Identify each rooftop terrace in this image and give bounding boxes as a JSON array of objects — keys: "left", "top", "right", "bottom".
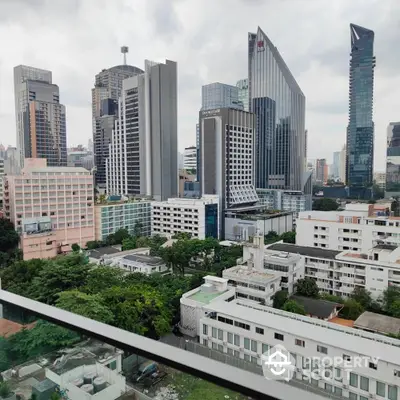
[{"left": 188, "top": 290, "right": 228, "bottom": 304}]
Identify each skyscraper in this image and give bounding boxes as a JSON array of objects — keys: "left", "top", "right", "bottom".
[
  {"left": 92, "top": 59, "right": 143, "bottom": 191},
  {"left": 14, "top": 65, "right": 67, "bottom": 167},
  {"left": 248, "top": 27, "right": 307, "bottom": 193},
  {"left": 236, "top": 79, "right": 249, "bottom": 111},
  {"left": 106, "top": 60, "right": 178, "bottom": 201},
  {"left": 332, "top": 151, "right": 341, "bottom": 178},
  {"left": 201, "top": 83, "right": 243, "bottom": 111},
  {"left": 346, "top": 24, "right": 375, "bottom": 191},
  {"left": 386, "top": 122, "right": 400, "bottom": 197}
]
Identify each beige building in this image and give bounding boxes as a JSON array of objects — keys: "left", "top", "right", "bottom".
[
  {"left": 4, "top": 158, "right": 95, "bottom": 260},
  {"left": 179, "top": 169, "right": 196, "bottom": 197}
]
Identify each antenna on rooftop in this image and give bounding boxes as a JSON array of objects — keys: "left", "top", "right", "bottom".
[{"left": 121, "top": 46, "right": 129, "bottom": 65}]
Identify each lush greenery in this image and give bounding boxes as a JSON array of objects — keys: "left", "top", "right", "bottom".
[
  {"left": 264, "top": 230, "right": 296, "bottom": 245},
  {"left": 295, "top": 277, "right": 319, "bottom": 298},
  {"left": 282, "top": 300, "right": 306, "bottom": 315},
  {"left": 0, "top": 218, "right": 21, "bottom": 268},
  {"left": 312, "top": 198, "right": 339, "bottom": 211}
]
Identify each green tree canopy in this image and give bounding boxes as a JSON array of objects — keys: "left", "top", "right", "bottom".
[
  {"left": 0, "top": 218, "right": 19, "bottom": 253},
  {"left": 295, "top": 277, "right": 319, "bottom": 298},
  {"left": 71, "top": 243, "right": 80, "bottom": 252},
  {"left": 382, "top": 286, "right": 400, "bottom": 314},
  {"left": 282, "top": 300, "right": 306, "bottom": 315},
  {"left": 341, "top": 299, "right": 364, "bottom": 320},
  {"left": 312, "top": 198, "right": 339, "bottom": 211},
  {"left": 350, "top": 287, "right": 372, "bottom": 309},
  {"left": 280, "top": 231, "right": 296, "bottom": 244},
  {"left": 272, "top": 290, "right": 288, "bottom": 309}
]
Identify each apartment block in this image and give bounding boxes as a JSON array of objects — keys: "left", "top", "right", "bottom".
[
  {"left": 151, "top": 196, "right": 219, "bottom": 239},
  {"left": 256, "top": 188, "right": 311, "bottom": 213},
  {"left": 296, "top": 203, "right": 399, "bottom": 252},
  {"left": 94, "top": 199, "right": 151, "bottom": 241},
  {"left": 4, "top": 158, "right": 94, "bottom": 259}
]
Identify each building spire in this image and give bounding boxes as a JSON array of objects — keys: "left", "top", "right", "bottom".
[{"left": 121, "top": 46, "right": 129, "bottom": 65}]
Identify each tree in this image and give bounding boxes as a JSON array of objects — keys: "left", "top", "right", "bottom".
[
  {"left": 113, "top": 228, "right": 130, "bottom": 244},
  {"left": 391, "top": 197, "right": 400, "bottom": 217},
  {"left": 295, "top": 277, "right": 319, "bottom": 298},
  {"left": 133, "top": 222, "right": 143, "bottom": 238},
  {"left": 350, "top": 287, "right": 372, "bottom": 309},
  {"left": 280, "top": 231, "right": 296, "bottom": 244},
  {"left": 388, "top": 299, "right": 400, "bottom": 318},
  {"left": 0, "top": 218, "right": 19, "bottom": 253},
  {"left": 0, "top": 382, "right": 11, "bottom": 398},
  {"left": 382, "top": 286, "right": 400, "bottom": 313},
  {"left": 272, "top": 290, "right": 288, "bottom": 309},
  {"left": 135, "top": 236, "right": 151, "bottom": 248},
  {"left": 282, "top": 300, "right": 306, "bottom": 315},
  {"left": 149, "top": 235, "right": 168, "bottom": 256},
  {"left": 319, "top": 293, "right": 344, "bottom": 303},
  {"left": 341, "top": 299, "right": 364, "bottom": 320},
  {"left": 264, "top": 231, "right": 279, "bottom": 245},
  {"left": 86, "top": 240, "right": 104, "bottom": 250},
  {"left": 84, "top": 267, "right": 124, "bottom": 294},
  {"left": 56, "top": 290, "right": 114, "bottom": 324},
  {"left": 71, "top": 243, "right": 80, "bottom": 252},
  {"left": 172, "top": 232, "right": 192, "bottom": 240},
  {"left": 122, "top": 237, "right": 136, "bottom": 251},
  {"left": 312, "top": 198, "right": 339, "bottom": 211}
]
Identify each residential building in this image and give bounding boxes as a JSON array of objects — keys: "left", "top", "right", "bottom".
[
  {"left": 106, "top": 60, "right": 178, "bottom": 201},
  {"left": 373, "top": 172, "right": 386, "bottom": 190},
  {"left": 201, "top": 83, "right": 243, "bottom": 111},
  {"left": 316, "top": 159, "right": 328, "bottom": 185},
  {"left": 183, "top": 146, "right": 197, "bottom": 171},
  {"left": 151, "top": 196, "right": 219, "bottom": 239},
  {"left": 199, "top": 107, "right": 258, "bottom": 237},
  {"left": 236, "top": 79, "right": 249, "bottom": 111},
  {"left": 248, "top": 27, "right": 307, "bottom": 194},
  {"left": 346, "top": 24, "right": 375, "bottom": 193},
  {"left": 0, "top": 159, "right": 4, "bottom": 205},
  {"left": 67, "top": 145, "right": 94, "bottom": 170},
  {"left": 296, "top": 203, "right": 400, "bottom": 252},
  {"left": 339, "top": 144, "right": 346, "bottom": 183},
  {"left": 4, "top": 158, "right": 94, "bottom": 260},
  {"left": 92, "top": 62, "right": 143, "bottom": 191},
  {"left": 13, "top": 65, "right": 67, "bottom": 167},
  {"left": 386, "top": 122, "right": 400, "bottom": 197},
  {"left": 332, "top": 152, "right": 341, "bottom": 178},
  {"left": 94, "top": 199, "right": 151, "bottom": 241},
  {"left": 178, "top": 169, "right": 196, "bottom": 197},
  {"left": 256, "top": 188, "right": 310, "bottom": 213}
]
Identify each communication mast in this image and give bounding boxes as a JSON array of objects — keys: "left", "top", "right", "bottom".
[{"left": 121, "top": 46, "right": 129, "bottom": 65}]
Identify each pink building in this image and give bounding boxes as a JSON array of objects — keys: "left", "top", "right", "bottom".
[{"left": 4, "top": 158, "right": 95, "bottom": 260}]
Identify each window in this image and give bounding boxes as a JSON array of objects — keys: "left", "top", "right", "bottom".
[
  {"left": 349, "top": 372, "right": 358, "bottom": 387},
  {"left": 234, "top": 334, "right": 240, "bottom": 346},
  {"left": 244, "top": 354, "right": 250, "bottom": 362},
  {"left": 218, "top": 344, "right": 223, "bottom": 352},
  {"left": 349, "top": 392, "right": 357, "bottom": 400},
  {"left": 234, "top": 321, "right": 250, "bottom": 330},
  {"left": 107, "top": 360, "right": 117, "bottom": 370},
  {"left": 325, "top": 383, "right": 332, "bottom": 392},
  {"left": 203, "top": 339, "right": 208, "bottom": 347},
  {"left": 212, "top": 327, "right": 217, "bottom": 338},
  {"left": 376, "top": 381, "right": 385, "bottom": 397},
  {"left": 360, "top": 396, "right": 368, "bottom": 400},
  {"left": 256, "top": 327, "right": 264, "bottom": 334},
  {"left": 203, "top": 324, "right": 208, "bottom": 335},
  {"left": 251, "top": 340, "right": 257, "bottom": 352},
  {"left": 343, "top": 354, "right": 351, "bottom": 361},
  {"left": 394, "top": 369, "right": 400, "bottom": 377},
  {"left": 317, "top": 345, "right": 328, "bottom": 354},
  {"left": 389, "top": 385, "right": 398, "bottom": 400},
  {"left": 251, "top": 356, "right": 257, "bottom": 364},
  {"left": 227, "top": 348, "right": 233, "bottom": 355},
  {"left": 295, "top": 339, "right": 305, "bottom": 347},
  {"left": 360, "top": 376, "right": 369, "bottom": 391},
  {"left": 334, "top": 387, "right": 342, "bottom": 396},
  {"left": 368, "top": 361, "right": 377, "bottom": 370},
  {"left": 244, "top": 338, "right": 250, "bottom": 350},
  {"left": 218, "top": 329, "right": 223, "bottom": 341},
  {"left": 334, "top": 368, "right": 341, "bottom": 381},
  {"left": 227, "top": 332, "right": 233, "bottom": 344},
  {"left": 212, "top": 342, "right": 217, "bottom": 350},
  {"left": 274, "top": 333, "right": 284, "bottom": 341},
  {"left": 262, "top": 344, "right": 268, "bottom": 354}
]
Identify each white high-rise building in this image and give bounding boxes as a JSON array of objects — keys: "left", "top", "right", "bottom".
[
  {"left": 106, "top": 60, "right": 178, "bottom": 201},
  {"left": 183, "top": 146, "right": 197, "bottom": 170}
]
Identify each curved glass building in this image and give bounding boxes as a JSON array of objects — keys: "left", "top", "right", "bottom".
[
  {"left": 248, "top": 27, "right": 306, "bottom": 192},
  {"left": 346, "top": 24, "right": 375, "bottom": 191}
]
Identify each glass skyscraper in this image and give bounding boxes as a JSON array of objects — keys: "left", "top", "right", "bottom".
[
  {"left": 248, "top": 27, "right": 306, "bottom": 192},
  {"left": 236, "top": 79, "right": 249, "bottom": 111},
  {"left": 201, "top": 82, "right": 243, "bottom": 111},
  {"left": 346, "top": 24, "right": 375, "bottom": 190},
  {"left": 386, "top": 122, "right": 400, "bottom": 196}
]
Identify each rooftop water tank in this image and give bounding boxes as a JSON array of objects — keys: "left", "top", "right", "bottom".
[
  {"left": 81, "top": 384, "right": 94, "bottom": 395},
  {"left": 93, "top": 376, "right": 107, "bottom": 392},
  {"left": 83, "top": 372, "right": 97, "bottom": 384},
  {"left": 71, "top": 377, "right": 84, "bottom": 387}
]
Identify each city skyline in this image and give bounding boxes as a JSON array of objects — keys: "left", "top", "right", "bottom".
[{"left": 1, "top": 0, "right": 400, "bottom": 170}]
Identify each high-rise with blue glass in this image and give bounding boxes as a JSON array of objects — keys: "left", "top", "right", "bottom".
[
  {"left": 346, "top": 24, "right": 375, "bottom": 192},
  {"left": 248, "top": 27, "right": 307, "bottom": 193}
]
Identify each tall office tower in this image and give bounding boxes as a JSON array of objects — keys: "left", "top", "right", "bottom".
[
  {"left": 386, "top": 122, "right": 400, "bottom": 197},
  {"left": 340, "top": 144, "right": 347, "bottom": 183},
  {"left": 346, "top": 24, "right": 375, "bottom": 192},
  {"left": 332, "top": 151, "right": 341, "bottom": 178},
  {"left": 315, "top": 159, "right": 328, "bottom": 185},
  {"left": 199, "top": 108, "right": 258, "bottom": 238},
  {"left": 196, "top": 123, "right": 200, "bottom": 181},
  {"left": 201, "top": 83, "right": 244, "bottom": 111},
  {"left": 13, "top": 65, "right": 67, "bottom": 167},
  {"left": 236, "top": 79, "right": 249, "bottom": 111},
  {"left": 4, "top": 146, "right": 20, "bottom": 175},
  {"left": 92, "top": 55, "right": 143, "bottom": 191},
  {"left": 107, "top": 60, "right": 178, "bottom": 201},
  {"left": 248, "top": 27, "right": 307, "bottom": 193}
]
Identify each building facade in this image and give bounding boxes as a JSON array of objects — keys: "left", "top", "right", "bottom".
[
  {"left": 151, "top": 196, "right": 219, "bottom": 239},
  {"left": 199, "top": 108, "right": 258, "bottom": 237},
  {"left": 0, "top": 159, "right": 4, "bottom": 205},
  {"left": 248, "top": 27, "right": 306, "bottom": 193},
  {"left": 94, "top": 200, "right": 151, "bottom": 241},
  {"left": 201, "top": 83, "right": 243, "bottom": 111},
  {"left": 183, "top": 146, "right": 197, "bottom": 171},
  {"left": 316, "top": 159, "right": 328, "bottom": 185},
  {"left": 386, "top": 122, "right": 400, "bottom": 197},
  {"left": 332, "top": 151, "right": 341, "bottom": 178},
  {"left": 92, "top": 64, "right": 143, "bottom": 191},
  {"left": 296, "top": 203, "right": 400, "bottom": 252},
  {"left": 256, "top": 188, "right": 310, "bottom": 212},
  {"left": 4, "top": 158, "right": 94, "bottom": 259},
  {"left": 236, "top": 79, "right": 249, "bottom": 112},
  {"left": 374, "top": 172, "right": 386, "bottom": 191},
  {"left": 340, "top": 144, "right": 347, "bottom": 183},
  {"left": 106, "top": 60, "right": 178, "bottom": 201},
  {"left": 346, "top": 24, "right": 375, "bottom": 192},
  {"left": 14, "top": 65, "right": 67, "bottom": 167}
]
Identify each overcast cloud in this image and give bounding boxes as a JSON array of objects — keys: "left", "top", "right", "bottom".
[{"left": 0, "top": 0, "right": 399, "bottom": 170}]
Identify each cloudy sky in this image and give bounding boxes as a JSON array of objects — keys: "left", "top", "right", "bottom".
[{"left": 0, "top": 0, "right": 399, "bottom": 170}]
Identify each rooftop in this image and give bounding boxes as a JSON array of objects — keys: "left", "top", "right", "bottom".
[
  {"left": 267, "top": 243, "right": 341, "bottom": 260},
  {"left": 354, "top": 311, "right": 400, "bottom": 335},
  {"left": 88, "top": 246, "right": 120, "bottom": 259},
  {"left": 223, "top": 266, "right": 276, "bottom": 285},
  {"left": 374, "top": 244, "right": 398, "bottom": 251},
  {"left": 188, "top": 290, "right": 228, "bottom": 304},
  {"left": 330, "top": 317, "right": 355, "bottom": 328},
  {"left": 291, "top": 295, "right": 342, "bottom": 319},
  {"left": 122, "top": 253, "right": 164, "bottom": 266},
  {"left": 0, "top": 318, "right": 36, "bottom": 338}
]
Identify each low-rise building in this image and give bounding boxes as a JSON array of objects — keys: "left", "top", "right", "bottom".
[
  {"left": 151, "top": 195, "right": 219, "bottom": 239},
  {"left": 256, "top": 188, "right": 311, "bottom": 213},
  {"left": 94, "top": 198, "right": 151, "bottom": 241},
  {"left": 354, "top": 311, "right": 400, "bottom": 336},
  {"left": 290, "top": 295, "right": 343, "bottom": 321}
]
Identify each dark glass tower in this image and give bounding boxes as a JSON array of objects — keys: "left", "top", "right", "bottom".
[
  {"left": 346, "top": 24, "right": 375, "bottom": 191},
  {"left": 248, "top": 27, "right": 306, "bottom": 191}
]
